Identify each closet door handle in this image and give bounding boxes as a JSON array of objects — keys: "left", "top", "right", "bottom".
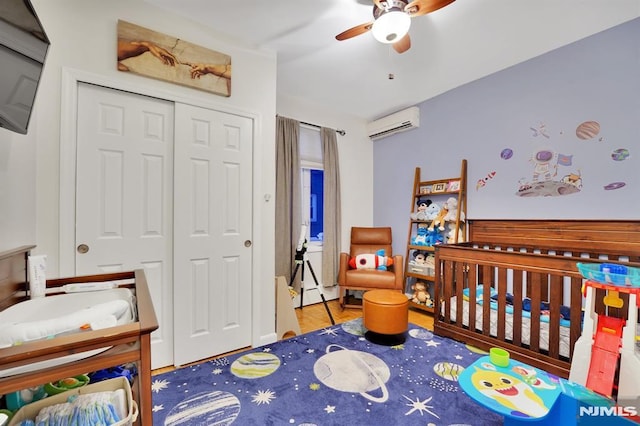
[
  {"left": 244, "top": 240, "right": 252, "bottom": 247},
  {"left": 77, "top": 244, "right": 90, "bottom": 254}
]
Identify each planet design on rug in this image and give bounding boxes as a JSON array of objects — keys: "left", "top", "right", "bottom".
[
  {"left": 433, "top": 362, "right": 465, "bottom": 381},
  {"left": 465, "top": 344, "right": 487, "bottom": 354},
  {"left": 164, "top": 390, "right": 240, "bottom": 426},
  {"left": 230, "top": 352, "right": 281, "bottom": 379},
  {"left": 409, "top": 328, "right": 433, "bottom": 340},
  {"left": 313, "top": 344, "right": 391, "bottom": 402},
  {"left": 341, "top": 317, "right": 366, "bottom": 336}
]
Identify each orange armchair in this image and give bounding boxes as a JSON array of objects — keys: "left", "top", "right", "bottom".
[{"left": 338, "top": 227, "right": 404, "bottom": 308}]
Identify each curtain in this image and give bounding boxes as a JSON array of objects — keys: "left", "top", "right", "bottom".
[
  {"left": 321, "top": 127, "right": 341, "bottom": 287},
  {"left": 275, "top": 117, "right": 301, "bottom": 286}
]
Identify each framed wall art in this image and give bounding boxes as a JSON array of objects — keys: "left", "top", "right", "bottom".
[
  {"left": 117, "top": 20, "right": 231, "bottom": 97},
  {"left": 432, "top": 183, "right": 446, "bottom": 193},
  {"left": 448, "top": 180, "right": 461, "bottom": 192}
]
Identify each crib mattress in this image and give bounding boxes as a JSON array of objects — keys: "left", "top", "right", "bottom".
[
  {"left": 0, "top": 288, "right": 136, "bottom": 378},
  {"left": 444, "top": 296, "right": 572, "bottom": 358}
]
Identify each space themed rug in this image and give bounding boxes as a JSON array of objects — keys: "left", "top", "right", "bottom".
[{"left": 151, "top": 319, "right": 503, "bottom": 425}]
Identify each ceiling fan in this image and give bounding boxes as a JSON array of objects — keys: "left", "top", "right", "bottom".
[{"left": 335, "top": 0, "right": 455, "bottom": 54}]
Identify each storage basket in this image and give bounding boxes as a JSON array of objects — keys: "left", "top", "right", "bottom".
[
  {"left": 577, "top": 262, "right": 640, "bottom": 287},
  {"left": 8, "top": 377, "right": 137, "bottom": 426},
  {"left": 408, "top": 263, "right": 435, "bottom": 276}
]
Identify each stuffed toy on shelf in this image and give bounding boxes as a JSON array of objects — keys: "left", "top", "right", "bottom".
[
  {"left": 412, "top": 224, "right": 443, "bottom": 246},
  {"left": 410, "top": 197, "right": 443, "bottom": 222},
  {"left": 411, "top": 281, "right": 433, "bottom": 307},
  {"left": 443, "top": 197, "right": 465, "bottom": 223},
  {"left": 428, "top": 204, "right": 449, "bottom": 232}
]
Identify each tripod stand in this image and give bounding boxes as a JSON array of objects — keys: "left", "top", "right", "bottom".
[{"left": 288, "top": 240, "right": 335, "bottom": 325}]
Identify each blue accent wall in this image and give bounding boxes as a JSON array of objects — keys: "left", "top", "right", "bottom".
[{"left": 374, "top": 18, "right": 640, "bottom": 255}]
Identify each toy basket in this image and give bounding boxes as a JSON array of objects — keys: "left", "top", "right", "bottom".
[{"left": 577, "top": 262, "right": 640, "bottom": 287}]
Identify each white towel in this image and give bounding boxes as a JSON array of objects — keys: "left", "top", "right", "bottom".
[{"left": 1, "top": 300, "right": 132, "bottom": 347}]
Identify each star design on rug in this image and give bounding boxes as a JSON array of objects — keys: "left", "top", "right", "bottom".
[
  {"left": 319, "top": 327, "right": 339, "bottom": 336},
  {"left": 403, "top": 395, "right": 440, "bottom": 418},
  {"left": 455, "top": 354, "right": 463, "bottom": 360},
  {"left": 211, "top": 357, "right": 229, "bottom": 366},
  {"left": 306, "top": 348, "right": 315, "bottom": 353},
  {"left": 152, "top": 404, "right": 164, "bottom": 412},
  {"left": 391, "top": 343, "right": 404, "bottom": 350},
  {"left": 263, "top": 347, "right": 272, "bottom": 352},
  {"left": 425, "top": 340, "right": 441, "bottom": 347},
  {"left": 252, "top": 389, "right": 276, "bottom": 405},
  {"left": 309, "top": 383, "right": 321, "bottom": 391},
  {"left": 151, "top": 379, "right": 170, "bottom": 393},
  {"left": 212, "top": 368, "right": 223, "bottom": 375},
  {"left": 324, "top": 405, "right": 336, "bottom": 413}
]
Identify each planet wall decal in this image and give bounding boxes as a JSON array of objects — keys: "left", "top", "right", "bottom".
[
  {"left": 500, "top": 148, "right": 513, "bottom": 160},
  {"left": 576, "top": 121, "right": 600, "bottom": 140},
  {"left": 611, "top": 148, "right": 630, "bottom": 161},
  {"left": 604, "top": 182, "right": 625, "bottom": 190}
]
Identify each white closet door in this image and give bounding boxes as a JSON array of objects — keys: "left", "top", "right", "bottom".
[
  {"left": 75, "top": 82, "right": 175, "bottom": 369},
  {"left": 173, "top": 103, "right": 253, "bottom": 366}
]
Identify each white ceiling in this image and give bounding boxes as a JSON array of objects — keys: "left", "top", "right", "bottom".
[{"left": 145, "top": 0, "right": 640, "bottom": 121}]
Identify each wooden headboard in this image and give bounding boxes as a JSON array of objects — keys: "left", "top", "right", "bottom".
[
  {"left": 467, "top": 220, "right": 640, "bottom": 261},
  {"left": 0, "top": 245, "right": 35, "bottom": 311}
]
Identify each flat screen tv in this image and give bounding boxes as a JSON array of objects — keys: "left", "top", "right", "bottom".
[{"left": 0, "top": 0, "right": 49, "bottom": 135}]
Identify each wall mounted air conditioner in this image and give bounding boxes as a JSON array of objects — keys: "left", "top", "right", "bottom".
[{"left": 367, "top": 106, "right": 420, "bottom": 140}]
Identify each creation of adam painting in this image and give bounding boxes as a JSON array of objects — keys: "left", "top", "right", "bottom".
[{"left": 117, "top": 20, "right": 231, "bottom": 97}]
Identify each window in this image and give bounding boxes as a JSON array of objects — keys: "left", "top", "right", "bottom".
[
  {"left": 300, "top": 126, "right": 323, "bottom": 243},
  {"left": 302, "top": 167, "right": 324, "bottom": 242}
]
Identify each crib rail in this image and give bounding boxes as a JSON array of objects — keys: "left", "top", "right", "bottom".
[
  {"left": 468, "top": 219, "right": 640, "bottom": 262},
  {"left": 434, "top": 242, "right": 637, "bottom": 378}
]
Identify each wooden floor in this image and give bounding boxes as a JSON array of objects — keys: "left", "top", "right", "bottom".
[
  {"left": 294, "top": 299, "right": 433, "bottom": 335},
  {"left": 152, "top": 299, "right": 433, "bottom": 375}
]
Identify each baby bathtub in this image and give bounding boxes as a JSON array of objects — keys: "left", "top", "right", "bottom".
[{"left": 0, "top": 288, "right": 136, "bottom": 377}]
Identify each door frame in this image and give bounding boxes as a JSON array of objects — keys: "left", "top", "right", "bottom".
[{"left": 58, "top": 67, "right": 266, "bottom": 348}]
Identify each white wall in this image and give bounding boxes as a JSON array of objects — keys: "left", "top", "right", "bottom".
[
  {"left": 28, "top": 0, "right": 278, "bottom": 346},
  {"left": 0, "top": 126, "right": 36, "bottom": 252},
  {"left": 0, "top": 0, "right": 374, "bottom": 344},
  {"left": 277, "top": 94, "right": 374, "bottom": 303}
]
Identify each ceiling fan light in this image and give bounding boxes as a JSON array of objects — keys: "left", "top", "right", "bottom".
[{"left": 372, "top": 10, "right": 411, "bottom": 44}]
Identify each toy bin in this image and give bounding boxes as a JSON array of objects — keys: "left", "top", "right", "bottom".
[
  {"left": 8, "top": 377, "right": 137, "bottom": 426},
  {"left": 407, "top": 263, "right": 435, "bottom": 276},
  {"left": 577, "top": 262, "right": 640, "bottom": 287}
]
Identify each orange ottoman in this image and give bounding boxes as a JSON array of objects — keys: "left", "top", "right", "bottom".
[{"left": 363, "top": 289, "right": 409, "bottom": 345}]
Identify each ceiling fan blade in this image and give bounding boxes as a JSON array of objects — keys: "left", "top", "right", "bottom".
[
  {"left": 393, "top": 33, "right": 411, "bottom": 53},
  {"left": 405, "top": 0, "right": 455, "bottom": 17},
  {"left": 335, "top": 22, "right": 374, "bottom": 41},
  {"left": 373, "top": 0, "right": 386, "bottom": 10}
]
